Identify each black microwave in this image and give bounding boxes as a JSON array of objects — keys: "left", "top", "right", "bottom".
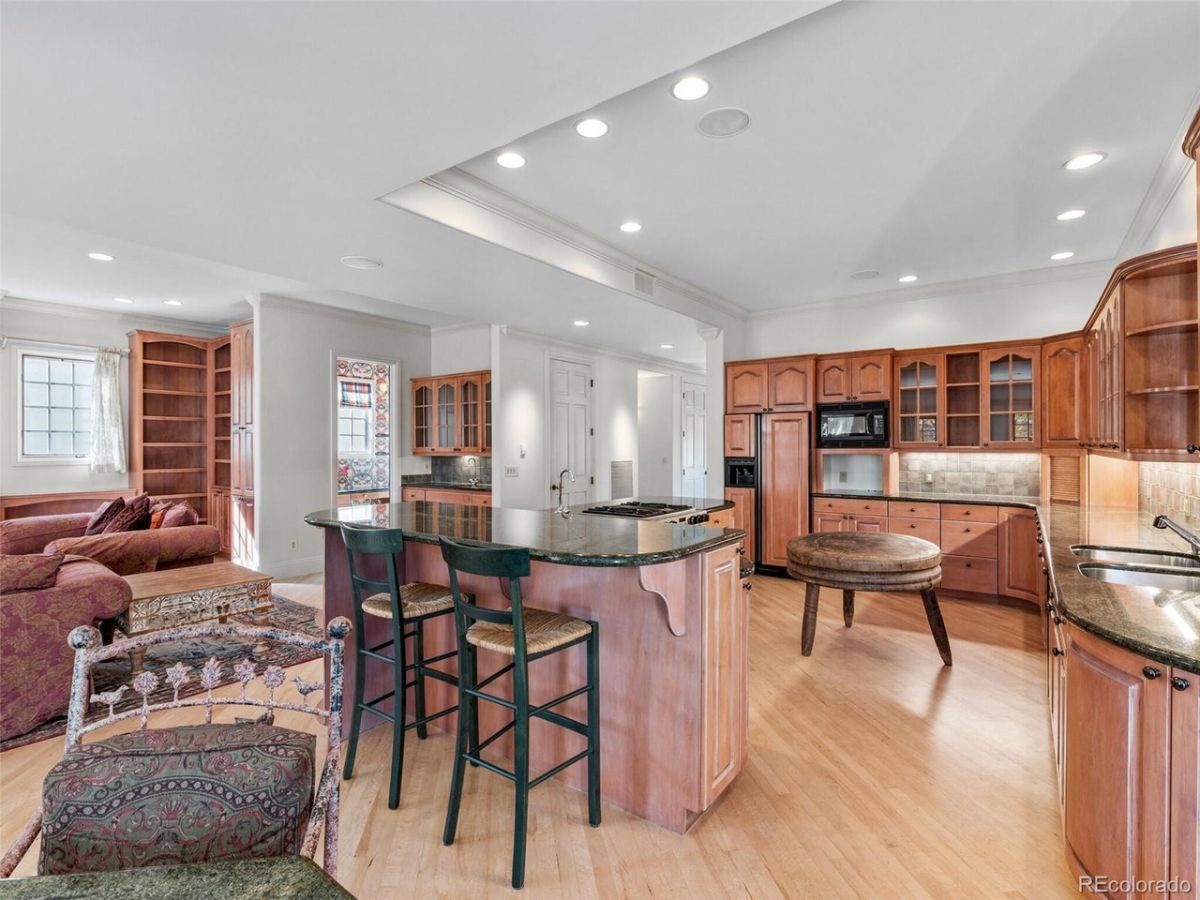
[{"left": 817, "top": 401, "right": 890, "bottom": 448}]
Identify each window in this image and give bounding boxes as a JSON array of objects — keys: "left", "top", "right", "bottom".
[
  {"left": 21, "top": 351, "right": 94, "bottom": 459},
  {"left": 338, "top": 407, "right": 371, "bottom": 454}
]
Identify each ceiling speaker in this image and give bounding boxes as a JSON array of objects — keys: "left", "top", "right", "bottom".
[{"left": 697, "top": 107, "right": 751, "bottom": 138}]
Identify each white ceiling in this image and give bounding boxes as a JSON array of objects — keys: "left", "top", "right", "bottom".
[
  {"left": 457, "top": 0, "right": 1200, "bottom": 311},
  {"left": 0, "top": 1, "right": 816, "bottom": 363}
]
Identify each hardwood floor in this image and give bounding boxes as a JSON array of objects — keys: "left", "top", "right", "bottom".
[{"left": 0, "top": 577, "right": 1077, "bottom": 897}]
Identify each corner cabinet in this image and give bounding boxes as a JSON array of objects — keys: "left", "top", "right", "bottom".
[{"left": 412, "top": 370, "right": 491, "bottom": 456}]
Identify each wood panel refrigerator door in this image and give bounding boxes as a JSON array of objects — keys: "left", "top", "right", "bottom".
[
  {"left": 760, "top": 412, "right": 810, "bottom": 568},
  {"left": 682, "top": 381, "right": 707, "bottom": 497},
  {"left": 1064, "top": 626, "right": 1171, "bottom": 898},
  {"left": 550, "top": 359, "right": 592, "bottom": 506}
]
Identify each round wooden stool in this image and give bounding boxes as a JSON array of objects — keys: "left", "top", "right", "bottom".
[{"left": 786, "top": 532, "right": 952, "bottom": 666}]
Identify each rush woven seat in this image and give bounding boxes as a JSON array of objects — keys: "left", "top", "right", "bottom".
[
  {"left": 466, "top": 607, "right": 592, "bottom": 656},
  {"left": 363, "top": 582, "right": 455, "bottom": 619}
]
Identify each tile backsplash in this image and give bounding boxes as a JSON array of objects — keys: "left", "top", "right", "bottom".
[
  {"left": 431, "top": 455, "right": 492, "bottom": 485},
  {"left": 1139, "top": 462, "right": 1200, "bottom": 528},
  {"left": 898, "top": 453, "right": 1041, "bottom": 497}
]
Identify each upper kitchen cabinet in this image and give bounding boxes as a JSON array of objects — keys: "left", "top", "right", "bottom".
[
  {"left": 944, "top": 350, "right": 982, "bottom": 448},
  {"left": 1042, "top": 335, "right": 1084, "bottom": 448},
  {"left": 816, "top": 352, "right": 892, "bottom": 404},
  {"left": 725, "top": 362, "right": 768, "bottom": 412},
  {"left": 766, "top": 358, "right": 814, "bottom": 411},
  {"left": 413, "top": 378, "right": 434, "bottom": 453},
  {"left": 1119, "top": 245, "right": 1199, "bottom": 458},
  {"left": 981, "top": 345, "right": 1040, "bottom": 449},
  {"left": 894, "top": 352, "right": 944, "bottom": 448},
  {"left": 412, "top": 369, "right": 492, "bottom": 455},
  {"left": 458, "top": 373, "right": 483, "bottom": 453},
  {"left": 724, "top": 414, "right": 755, "bottom": 457}
]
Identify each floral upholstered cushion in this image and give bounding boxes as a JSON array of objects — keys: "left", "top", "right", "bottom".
[
  {"left": 39, "top": 724, "right": 316, "bottom": 875},
  {"left": 102, "top": 495, "right": 151, "bottom": 533},
  {"left": 84, "top": 498, "right": 124, "bottom": 535},
  {"left": 0, "top": 553, "right": 64, "bottom": 592}
]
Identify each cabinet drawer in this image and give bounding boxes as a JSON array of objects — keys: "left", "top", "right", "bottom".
[
  {"left": 401, "top": 488, "right": 426, "bottom": 502},
  {"left": 887, "top": 500, "right": 941, "bottom": 520},
  {"left": 888, "top": 516, "right": 940, "bottom": 544},
  {"left": 941, "top": 520, "right": 999, "bottom": 558},
  {"left": 940, "top": 554, "right": 998, "bottom": 594},
  {"left": 941, "top": 503, "right": 999, "bottom": 523},
  {"left": 813, "top": 497, "right": 886, "bottom": 516}
]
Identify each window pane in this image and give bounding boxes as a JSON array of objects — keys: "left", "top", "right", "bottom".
[
  {"left": 75, "top": 432, "right": 90, "bottom": 455},
  {"left": 74, "top": 385, "right": 91, "bottom": 408},
  {"left": 23, "top": 357, "right": 48, "bottom": 381},
  {"left": 74, "top": 363, "right": 93, "bottom": 386},
  {"left": 24, "top": 407, "right": 48, "bottom": 430},
  {"left": 50, "top": 384, "right": 73, "bottom": 406},
  {"left": 50, "top": 408, "right": 74, "bottom": 431},
  {"left": 75, "top": 409, "right": 92, "bottom": 431},
  {"left": 50, "top": 432, "right": 73, "bottom": 454},
  {"left": 25, "top": 382, "right": 49, "bottom": 406},
  {"left": 49, "top": 359, "right": 74, "bottom": 383},
  {"left": 24, "top": 432, "right": 49, "bottom": 454}
]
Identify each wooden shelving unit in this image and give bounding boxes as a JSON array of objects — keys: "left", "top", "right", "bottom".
[{"left": 945, "top": 352, "right": 981, "bottom": 447}]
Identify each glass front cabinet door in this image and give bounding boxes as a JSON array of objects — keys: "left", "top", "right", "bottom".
[
  {"left": 895, "top": 353, "right": 944, "bottom": 447},
  {"left": 458, "top": 374, "right": 482, "bottom": 453},
  {"left": 982, "top": 346, "right": 1039, "bottom": 448},
  {"left": 412, "top": 379, "right": 434, "bottom": 454},
  {"left": 435, "top": 378, "right": 458, "bottom": 452}
]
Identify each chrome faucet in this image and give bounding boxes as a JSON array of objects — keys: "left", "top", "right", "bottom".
[
  {"left": 1152, "top": 515, "right": 1200, "bottom": 554},
  {"left": 552, "top": 468, "right": 575, "bottom": 513},
  {"left": 465, "top": 456, "right": 480, "bottom": 487}
]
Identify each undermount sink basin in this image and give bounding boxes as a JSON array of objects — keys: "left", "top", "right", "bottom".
[
  {"left": 1071, "top": 544, "right": 1200, "bottom": 569},
  {"left": 1078, "top": 563, "right": 1200, "bottom": 592}
]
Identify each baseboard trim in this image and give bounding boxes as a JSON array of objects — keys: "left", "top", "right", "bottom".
[{"left": 259, "top": 556, "right": 324, "bottom": 581}]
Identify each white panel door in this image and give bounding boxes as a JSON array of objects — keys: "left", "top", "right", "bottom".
[
  {"left": 550, "top": 359, "right": 592, "bottom": 507},
  {"left": 682, "top": 380, "right": 707, "bottom": 497}
]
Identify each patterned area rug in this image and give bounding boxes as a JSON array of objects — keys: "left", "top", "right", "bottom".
[{"left": 0, "top": 595, "right": 323, "bottom": 752}]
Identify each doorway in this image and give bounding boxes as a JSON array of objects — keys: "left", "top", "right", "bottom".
[
  {"left": 334, "top": 356, "right": 393, "bottom": 508},
  {"left": 548, "top": 357, "right": 592, "bottom": 507},
  {"left": 681, "top": 379, "right": 707, "bottom": 497}
]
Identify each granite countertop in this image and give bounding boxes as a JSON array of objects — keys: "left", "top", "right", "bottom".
[
  {"left": 405, "top": 479, "right": 493, "bottom": 492},
  {"left": 816, "top": 489, "right": 1200, "bottom": 673},
  {"left": 306, "top": 497, "right": 742, "bottom": 567},
  {"left": 0, "top": 856, "right": 351, "bottom": 898}
]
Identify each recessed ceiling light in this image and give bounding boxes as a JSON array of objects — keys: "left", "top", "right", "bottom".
[
  {"left": 850, "top": 270, "right": 879, "bottom": 280},
  {"left": 163, "top": 299, "right": 183, "bottom": 306},
  {"left": 1064, "top": 152, "right": 1105, "bottom": 170},
  {"left": 671, "top": 76, "right": 710, "bottom": 101},
  {"left": 340, "top": 256, "right": 383, "bottom": 269},
  {"left": 659, "top": 343, "right": 675, "bottom": 350},
  {"left": 1057, "top": 209, "right": 1087, "bottom": 221},
  {"left": 1050, "top": 251, "right": 1075, "bottom": 261},
  {"left": 619, "top": 221, "right": 642, "bottom": 233},
  {"left": 898, "top": 274, "right": 919, "bottom": 283},
  {"left": 496, "top": 151, "right": 526, "bottom": 169},
  {"left": 573, "top": 320, "right": 590, "bottom": 327},
  {"left": 575, "top": 118, "right": 608, "bottom": 138},
  {"left": 87, "top": 252, "right": 114, "bottom": 262},
  {"left": 113, "top": 297, "right": 134, "bottom": 304}
]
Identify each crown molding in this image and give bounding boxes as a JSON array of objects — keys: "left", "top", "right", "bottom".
[
  {"left": 1117, "top": 90, "right": 1200, "bottom": 259},
  {"left": 383, "top": 168, "right": 749, "bottom": 323},
  {"left": 0, "top": 295, "right": 228, "bottom": 337},
  {"left": 429, "top": 321, "right": 490, "bottom": 337},
  {"left": 501, "top": 326, "right": 705, "bottom": 376},
  {"left": 747, "top": 257, "right": 1115, "bottom": 321},
  {"left": 256, "top": 293, "right": 433, "bottom": 336}
]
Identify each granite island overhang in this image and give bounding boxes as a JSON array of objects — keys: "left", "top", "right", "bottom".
[{"left": 305, "top": 498, "right": 749, "bottom": 833}]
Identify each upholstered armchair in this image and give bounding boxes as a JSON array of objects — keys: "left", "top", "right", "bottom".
[
  {"left": 0, "top": 617, "right": 351, "bottom": 881},
  {"left": 0, "top": 556, "right": 132, "bottom": 742}
]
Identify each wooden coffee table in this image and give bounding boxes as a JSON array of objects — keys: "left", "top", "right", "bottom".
[{"left": 117, "top": 563, "right": 274, "bottom": 671}]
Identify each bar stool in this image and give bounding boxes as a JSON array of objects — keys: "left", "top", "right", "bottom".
[
  {"left": 341, "top": 523, "right": 464, "bottom": 810},
  {"left": 438, "top": 537, "right": 600, "bottom": 890}
]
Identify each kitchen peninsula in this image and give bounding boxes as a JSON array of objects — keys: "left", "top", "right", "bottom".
[{"left": 305, "top": 497, "right": 747, "bottom": 833}]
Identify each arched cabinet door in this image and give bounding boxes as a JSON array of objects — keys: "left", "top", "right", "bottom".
[
  {"left": 1042, "top": 337, "right": 1083, "bottom": 448},
  {"left": 725, "top": 363, "right": 768, "bottom": 413},
  {"left": 981, "top": 346, "right": 1040, "bottom": 449},
  {"left": 894, "top": 352, "right": 945, "bottom": 448},
  {"left": 851, "top": 354, "right": 891, "bottom": 402},
  {"left": 767, "top": 359, "right": 813, "bottom": 411},
  {"left": 816, "top": 358, "right": 850, "bottom": 403}
]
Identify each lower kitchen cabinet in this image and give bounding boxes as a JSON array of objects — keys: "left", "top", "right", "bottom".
[
  {"left": 1172, "top": 666, "right": 1199, "bottom": 900},
  {"left": 724, "top": 487, "right": 756, "bottom": 564},
  {"left": 210, "top": 488, "right": 231, "bottom": 554},
  {"left": 403, "top": 486, "right": 491, "bottom": 507},
  {"left": 998, "top": 506, "right": 1043, "bottom": 604},
  {"left": 701, "top": 542, "right": 750, "bottom": 806}
]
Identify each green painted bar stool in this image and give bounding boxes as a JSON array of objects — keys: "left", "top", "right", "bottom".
[
  {"left": 341, "top": 523, "right": 465, "bottom": 810},
  {"left": 438, "top": 537, "right": 600, "bottom": 890}
]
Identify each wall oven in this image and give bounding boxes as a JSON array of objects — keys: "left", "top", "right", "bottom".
[{"left": 816, "top": 401, "right": 890, "bottom": 448}]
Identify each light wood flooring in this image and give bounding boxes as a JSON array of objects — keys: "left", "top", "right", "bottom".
[{"left": 0, "top": 576, "right": 1078, "bottom": 898}]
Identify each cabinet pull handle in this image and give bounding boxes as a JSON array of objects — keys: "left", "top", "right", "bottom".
[
  {"left": 1142, "top": 666, "right": 1162, "bottom": 680},
  {"left": 1045, "top": 601, "right": 1054, "bottom": 613},
  {"left": 743, "top": 582, "right": 753, "bottom": 592},
  {"left": 1051, "top": 647, "right": 1063, "bottom": 657},
  {"left": 1171, "top": 676, "right": 1191, "bottom": 691}
]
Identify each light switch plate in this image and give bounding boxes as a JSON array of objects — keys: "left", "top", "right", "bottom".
[{"left": 505, "top": 465, "right": 519, "bottom": 477}]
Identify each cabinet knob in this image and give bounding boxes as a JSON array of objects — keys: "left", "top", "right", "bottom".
[
  {"left": 1142, "top": 666, "right": 1162, "bottom": 680},
  {"left": 1053, "top": 616, "right": 1062, "bottom": 625},
  {"left": 743, "top": 582, "right": 753, "bottom": 592},
  {"left": 1051, "top": 647, "right": 1063, "bottom": 657},
  {"left": 1045, "top": 601, "right": 1054, "bottom": 614},
  {"left": 963, "top": 527, "right": 972, "bottom": 533},
  {"left": 965, "top": 562, "right": 972, "bottom": 568},
  {"left": 1171, "top": 676, "right": 1191, "bottom": 691}
]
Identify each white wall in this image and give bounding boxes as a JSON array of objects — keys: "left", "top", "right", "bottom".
[
  {"left": 430, "top": 323, "right": 491, "bottom": 375},
  {"left": 254, "top": 295, "right": 431, "bottom": 577},
  {"left": 493, "top": 329, "right": 702, "bottom": 510},
  {"left": 742, "top": 268, "right": 1109, "bottom": 359},
  {"left": 1139, "top": 162, "right": 1197, "bottom": 253},
  {"left": 637, "top": 372, "right": 675, "bottom": 497},
  {"left": 0, "top": 297, "right": 224, "bottom": 496}
]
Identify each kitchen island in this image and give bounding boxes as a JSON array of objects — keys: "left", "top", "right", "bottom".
[{"left": 305, "top": 497, "right": 747, "bottom": 833}]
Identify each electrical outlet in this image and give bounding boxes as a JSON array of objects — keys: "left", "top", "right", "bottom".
[
  {"left": 505, "top": 465, "right": 519, "bottom": 477},
  {"left": 925, "top": 473, "right": 933, "bottom": 484},
  {"left": 290, "top": 539, "right": 298, "bottom": 550}
]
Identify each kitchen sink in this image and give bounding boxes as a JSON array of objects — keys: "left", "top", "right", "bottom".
[
  {"left": 1078, "top": 563, "right": 1200, "bottom": 592},
  {"left": 1070, "top": 544, "right": 1200, "bottom": 569}
]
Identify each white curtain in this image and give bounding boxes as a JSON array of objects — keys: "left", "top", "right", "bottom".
[{"left": 90, "top": 348, "right": 126, "bottom": 473}]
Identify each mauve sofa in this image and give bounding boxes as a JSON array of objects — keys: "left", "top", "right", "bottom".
[
  {"left": 0, "top": 512, "right": 220, "bottom": 576},
  {"left": 0, "top": 555, "right": 132, "bottom": 741}
]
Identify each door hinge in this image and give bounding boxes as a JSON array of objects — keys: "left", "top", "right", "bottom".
[
  {"left": 589, "top": 427, "right": 594, "bottom": 436},
  {"left": 590, "top": 476, "right": 595, "bottom": 485},
  {"left": 590, "top": 379, "right": 594, "bottom": 387}
]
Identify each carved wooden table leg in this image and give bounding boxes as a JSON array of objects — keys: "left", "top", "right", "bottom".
[
  {"left": 920, "top": 588, "right": 953, "bottom": 666},
  {"left": 801, "top": 583, "right": 821, "bottom": 656},
  {"left": 842, "top": 589, "right": 855, "bottom": 628}
]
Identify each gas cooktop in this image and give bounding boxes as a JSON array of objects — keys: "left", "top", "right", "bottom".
[{"left": 581, "top": 501, "right": 691, "bottom": 519}]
